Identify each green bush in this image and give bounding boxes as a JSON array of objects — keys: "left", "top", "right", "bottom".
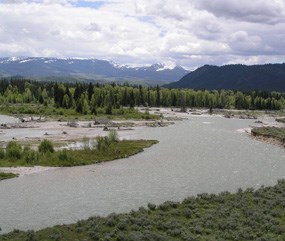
[
  {"left": 108, "top": 129, "right": 119, "bottom": 142},
  {"left": 82, "top": 136, "right": 90, "bottom": 150},
  {"left": 105, "top": 104, "right": 112, "bottom": 115},
  {"left": 147, "top": 203, "right": 156, "bottom": 210},
  {"left": 57, "top": 150, "right": 71, "bottom": 161},
  {"left": 6, "top": 141, "right": 22, "bottom": 159},
  {"left": 96, "top": 130, "right": 119, "bottom": 151},
  {"left": 38, "top": 139, "right": 54, "bottom": 153},
  {"left": 0, "top": 148, "right": 5, "bottom": 159},
  {"left": 96, "top": 136, "right": 111, "bottom": 151},
  {"left": 24, "top": 150, "right": 38, "bottom": 164},
  {"left": 0, "top": 172, "right": 18, "bottom": 180}
]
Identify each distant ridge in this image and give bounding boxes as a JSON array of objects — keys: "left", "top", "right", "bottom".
[
  {"left": 165, "top": 63, "right": 285, "bottom": 92},
  {"left": 0, "top": 57, "right": 188, "bottom": 85}
]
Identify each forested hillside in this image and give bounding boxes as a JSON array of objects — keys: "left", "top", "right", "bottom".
[
  {"left": 0, "top": 79, "right": 284, "bottom": 115},
  {"left": 166, "top": 63, "right": 285, "bottom": 92}
]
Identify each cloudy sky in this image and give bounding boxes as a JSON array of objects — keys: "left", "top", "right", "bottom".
[{"left": 0, "top": 0, "right": 285, "bottom": 69}]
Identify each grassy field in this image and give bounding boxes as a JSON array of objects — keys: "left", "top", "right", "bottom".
[
  {"left": 0, "top": 139, "right": 158, "bottom": 167},
  {"left": 0, "top": 172, "right": 18, "bottom": 181},
  {"left": 251, "top": 127, "right": 285, "bottom": 145},
  {"left": 1, "top": 180, "right": 284, "bottom": 240}
]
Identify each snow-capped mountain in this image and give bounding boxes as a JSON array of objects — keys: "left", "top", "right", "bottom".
[{"left": 0, "top": 57, "right": 188, "bottom": 83}]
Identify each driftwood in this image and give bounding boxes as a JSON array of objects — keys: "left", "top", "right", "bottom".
[
  {"left": 94, "top": 118, "right": 111, "bottom": 125},
  {"left": 67, "top": 120, "right": 79, "bottom": 128}
]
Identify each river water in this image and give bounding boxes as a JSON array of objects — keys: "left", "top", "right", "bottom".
[
  {"left": 0, "top": 116, "right": 285, "bottom": 233},
  {"left": 0, "top": 115, "right": 19, "bottom": 125}
]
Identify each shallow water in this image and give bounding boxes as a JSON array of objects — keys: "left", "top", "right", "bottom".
[
  {"left": 0, "top": 115, "right": 19, "bottom": 125},
  {"left": 1, "top": 116, "right": 285, "bottom": 233}
]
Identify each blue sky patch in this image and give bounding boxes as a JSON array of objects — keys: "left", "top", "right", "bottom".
[
  {"left": 75, "top": 1, "right": 105, "bottom": 9},
  {"left": 138, "top": 16, "right": 154, "bottom": 24},
  {"left": 159, "top": 31, "right": 166, "bottom": 37}
]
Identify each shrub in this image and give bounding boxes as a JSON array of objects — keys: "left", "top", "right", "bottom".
[
  {"left": 158, "top": 201, "right": 178, "bottom": 211},
  {"left": 26, "top": 230, "right": 37, "bottom": 241},
  {"left": 117, "top": 220, "right": 128, "bottom": 230},
  {"left": 184, "top": 208, "right": 192, "bottom": 218},
  {"left": 167, "top": 228, "right": 182, "bottom": 237},
  {"left": 0, "top": 148, "right": 5, "bottom": 159},
  {"left": 105, "top": 215, "right": 117, "bottom": 227},
  {"left": 88, "top": 231, "right": 100, "bottom": 241},
  {"left": 23, "top": 145, "right": 31, "bottom": 152},
  {"left": 147, "top": 203, "right": 156, "bottom": 211},
  {"left": 82, "top": 136, "right": 90, "bottom": 150},
  {"left": 274, "top": 225, "right": 285, "bottom": 234},
  {"left": 105, "top": 104, "right": 112, "bottom": 115},
  {"left": 6, "top": 141, "right": 22, "bottom": 159},
  {"left": 49, "top": 231, "right": 62, "bottom": 241},
  {"left": 57, "top": 150, "right": 71, "bottom": 162},
  {"left": 38, "top": 139, "right": 54, "bottom": 153},
  {"left": 108, "top": 129, "right": 119, "bottom": 142},
  {"left": 96, "top": 136, "right": 111, "bottom": 151},
  {"left": 24, "top": 150, "right": 38, "bottom": 164}
]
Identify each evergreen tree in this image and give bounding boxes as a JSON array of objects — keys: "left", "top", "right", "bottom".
[
  {"left": 87, "top": 82, "right": 94, "bottom": 101},
  {"left": 156, "top": 85, "right": 160, "bottom": 106}
]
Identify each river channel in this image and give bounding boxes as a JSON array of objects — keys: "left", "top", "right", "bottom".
[{"left": 1, "top": 115, "right": 285, "bottom": 233}]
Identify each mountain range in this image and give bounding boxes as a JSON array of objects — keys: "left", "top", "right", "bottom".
[
  {"left": 1, "top": 58, "right": 284, "bottom": 92},
  {"left": 166, "top": 63, "right": 285, "bottom": 92},
  {"left": 0, "top": 57, "right": 188, "bottom": 86}
]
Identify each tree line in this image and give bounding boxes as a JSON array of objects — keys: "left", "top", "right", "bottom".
[{"left": 0, "top": 78, "right": 284, "bottom": 114}]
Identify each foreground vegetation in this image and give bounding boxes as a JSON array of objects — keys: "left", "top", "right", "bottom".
[
  {"left": 1, "top": 180, "right": 285, "bottom": 240},
  {"left": 251, "top": 127, "right": 285, "bottom": 145},
  {"left": 0, "top": 134, "right": 158, "bottom": 167},
  {"left": 0, "top": 172, "right": 18, "bottom": 181}
]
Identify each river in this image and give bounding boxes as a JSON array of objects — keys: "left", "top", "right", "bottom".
[{"left": 0, "top": 115, "right": 285, "bottom": 233}]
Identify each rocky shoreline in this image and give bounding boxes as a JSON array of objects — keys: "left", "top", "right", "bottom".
[
  {"left": 0, "top": 166, "right": 59, "bottom": 177},
  {"left": 251, "top": 135, "right": 285, "bottom": 148}
]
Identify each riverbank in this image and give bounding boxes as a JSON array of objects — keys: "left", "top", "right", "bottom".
[
  {"left": 0, "top": 108, "right": 176, "bottom": 175},
  {"left": 0, "top": 139, "right": 158, "bottom": 175},
  {"left": 252, "top": 135, "right": 285, "bottom": 148},
  {"left": 0, "top": 166, "right": 58, "bottom": 177},
  {"left": 0, "top": 109, "right": 176, "bottom": 146},
  {"left": 1, "top": 107, "right": 284, "bottom": 150},
  {"left": 1, "top": 107, "right": 284, "bottom": 149},
  {"left": 251, "top": 127, "right": 285, "bottom": 148},
  {"left": 0, "top": 172, "right": 18, "bottom": 181},
  {"left": 1, "top": 179, "right": 284, "bottom": 240},
  {"left": 233, "top": 112, "right": 285, "bottom": 146}
]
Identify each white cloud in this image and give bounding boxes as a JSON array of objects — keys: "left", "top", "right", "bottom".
[
  {"left": 229, "top": 31, "right": 264, "bottom": 54},
  {"left": 193, "top": 0, "right": 285, "bottom": 24},
  {"left": 0, "top": 0, "right": 284, "bottom": 69}
]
